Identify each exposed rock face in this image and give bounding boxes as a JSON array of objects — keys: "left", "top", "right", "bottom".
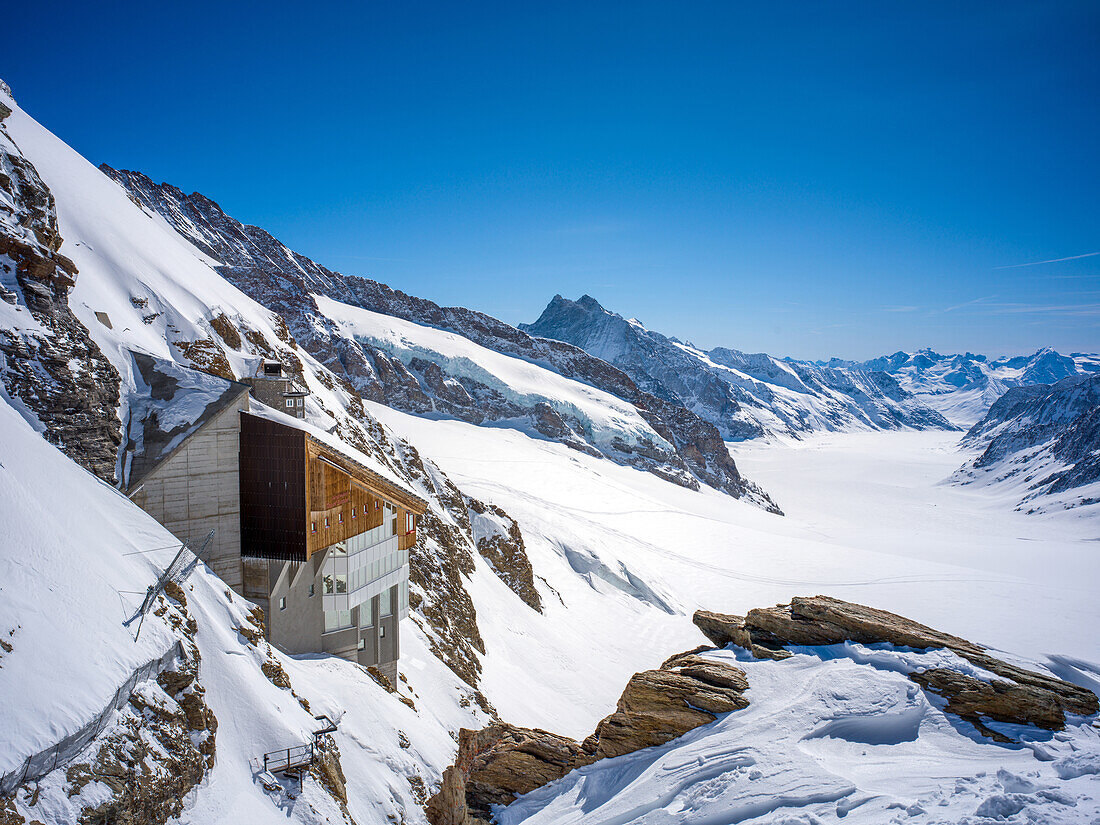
[
  {"left": 581, "top": 654, "right": 749, "bottom": 760},
  {"left": 425, "top": 651, "right": 749, "bottom": 824},
  {"left": 0, "top": 97, "right": 121, "bottom": 482},
  {"left": 466, "top": 497, "right": 543, "bottom": 612},
  {"left": 521, "top": 294, "right": 956, "bottom": 441},
  {"left": 693, "top": 596, "right": 1099, "bottom": 737},
  {"left": 98, "top": 167, "right": 779, "bottom": 511},
  {"left": 955, "top": 375, "right": 1100, "bottom": 511}
]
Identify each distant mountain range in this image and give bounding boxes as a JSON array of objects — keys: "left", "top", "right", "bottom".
[
  {"left": 830, "top": 348, "right": 1100, "bottom": 426},
  {"left": 953, "top": 374, "right": 1100, "bottom": 513},
  {"left": 522, "top": 295, "right": 1098, "bottom": 437},
  {"left": 522, "top": 295, "right": 955, "bottom": 440}
]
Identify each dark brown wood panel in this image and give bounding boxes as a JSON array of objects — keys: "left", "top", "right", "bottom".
[{"left": 239, "top": 412, "right": 308, "bottom": 561}]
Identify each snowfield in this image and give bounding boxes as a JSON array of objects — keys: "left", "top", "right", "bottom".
[
  {"left": 499, "top": 644, "right": 1100, "bottom": 825},
  {"left": 314, "top": 292, "right": 673, "bottom": 454}
]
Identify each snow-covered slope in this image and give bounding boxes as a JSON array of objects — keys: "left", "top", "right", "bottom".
[
  {"left": 3, "top": 76, "right": 1099, "bottom": 825},
  {"left": 0, "top": 387, "right": 481, "bottom": 824},
  {"left": 952, "top": 375, "right": 1100, "bottom": 514},
  {"left": 838, "top": 348, "right": 1097, "bottom": 426},
  {"left": 500, "top": 642, "right": 1100, "bottom": 825},
  {"left": 314, "top": 293, "right": 673, "bottom": 457},
  {"left": 98, "top": 166, "right": 777, "bottom": 507},
  {"left": 521, "top": 294, "right": 956, "bottom": 441}
]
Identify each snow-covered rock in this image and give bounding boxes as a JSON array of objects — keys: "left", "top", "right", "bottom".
[
  {"left": 98, "top": 167, "right": 778, "bottom": 508},
  {"left": 837, "top": 347, "right": 1097, "bottom": 426},
  {"left": 953, "top": 375, "right": 1100, "bottom": 514},
  {"left": 521, "top": 294, "right": 956, "bottom": 441}
]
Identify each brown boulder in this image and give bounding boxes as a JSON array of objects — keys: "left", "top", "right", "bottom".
[
  {"left": 583, "top": 661, "right": 749, "bottom": 760},
  {"left": 695, "top": 596, "right": 1098, "bottom": 738},
  {"left": 426, "top": 652, "right": 750, "bottom": 824}
]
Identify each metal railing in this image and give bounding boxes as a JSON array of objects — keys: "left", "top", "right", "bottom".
[{"left": 262, "top": 743, "right": 314, "bottom": 774}]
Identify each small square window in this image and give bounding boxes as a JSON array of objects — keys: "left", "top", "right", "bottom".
[
  {"left": 357, "top": 638, "right": 365, "bottom": 650},
  {"left": 279, "top": 597, "right": 286, "bottom": 611},
  {"left": 308, "top": 584, "right": 315, "bottom": 597},
  {"left": 297, "top": 398, "right": 304, "bottom": 407},
  {"left": 379, "top": 626, "right": 385, "bottom": 638}
]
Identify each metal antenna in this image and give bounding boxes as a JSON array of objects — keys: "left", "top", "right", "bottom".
[{"left": 124, "top": 530, "right": 214, "bottom": 640}]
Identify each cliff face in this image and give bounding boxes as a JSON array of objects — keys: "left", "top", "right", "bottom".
[
  {"left": 0, "top": 91, "right": 120, "bottom": 482},
  {"left": 98, "top": 166, "right": 779, "bottom": 512}
]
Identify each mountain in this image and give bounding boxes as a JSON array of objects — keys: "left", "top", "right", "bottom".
[
  {"left": 952, "top": 375, "right": 1100, "bottom": 513},
  {"left": 835, "top": 348, "right": 1098, "bottom": 426},
  {"left": 98, "top": 166, "right": 778, "bottom": 511},
  {"left": 3, "top": 78, "right": 1099, "bottom": 825},
  {"left": 521, "top": 294, "right": 956, "bottom": 441}
]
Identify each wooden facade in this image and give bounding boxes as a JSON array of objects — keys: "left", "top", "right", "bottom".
[{"left": 240, "top": 412, "right": 425, "bottom": 562}]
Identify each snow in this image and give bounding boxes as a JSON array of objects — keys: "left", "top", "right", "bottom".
[
  {"left": 499, "top": 645, "right": 1100, "bottom": 825},
  {"left": 0, "top": 396, "right": 179, "bottom": 775},
  {"left": 1, "top": 88, "right": 294, "bottom": 398},
  {"left": 314, "top": 293, "right": 673, "bottom": 453},
  {"left": 366, "top": 406, "right": 1100, "bottom": 742}
]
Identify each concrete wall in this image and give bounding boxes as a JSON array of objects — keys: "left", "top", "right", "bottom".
[{"left": 131, "top": 396, "right": 249, "bottom": 591}]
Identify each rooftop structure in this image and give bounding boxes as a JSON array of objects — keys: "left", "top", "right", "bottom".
[{"left": 124, "top": 354, "right": 426, "bottom": 680}]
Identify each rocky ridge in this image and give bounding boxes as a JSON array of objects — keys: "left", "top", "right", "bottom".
[
  {"left": 954, "top": 374, "right": 1100, "bottom": 511},
  {"left": 97, "top": 167, "right": 779, "bottom": 511},
  {"left": 427, "top": 596, "right": 1098, "bottom": 824},
  {"left": 0, "top": 87, "right": 121, "bottom": 482},
  {"left": 521, "top": 294, "right": 956, "bottom": 441},
  {"left": 425, "top": 651, "right": 749, "bottom": 825},
  {"left": 693, "top": 596, "right": 1098, "bottom": 738}
]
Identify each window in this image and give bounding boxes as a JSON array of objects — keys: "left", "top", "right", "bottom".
[
  {"left": 351, "top": 508, "right": 356, "bottom": 519},
  {"left": 324, "top": 609, "right": 352, "bottom": 633},
  {"left": 311, "top": 521, "right": 317, "bottom": 534},
  {"left": 358, "top": 638, "right": 365, "bottom": 650},
  {"left": 335, "top": 573, "right": 347, "bottom": 594},
  {"left": 392, "top": 516, "right": 398, "bottom": 535},
  {"left": 359, "top": 600, "right": 374, "bottom": 628},
  {"left": 338, "top": 512, "right": 344, "bottom": 524},
  {"left": 379, "top": 586, "right": 392, "bottom": 617},
  {"left": 323, "top": 574, "right": 334, "bottom": 595},
  {"left": 308, "top": 584, "right": 315, "bottom": 598},
  {"left": 324, "top": 516, "right": 330, "bottom": 529},
  {"left": 405, "top": 513, "right": 416, "bottom": 534},
  {"left": 297, "top": 398, "right": 304, "bottom": 407},
  {"left": 379, "top": 625, "right": 385, "bottom": 638},
  {"left": 279, "top": 597, "right": 286, "bottom": 611},
  {"left": 285, "top": 399, "right": 294, "bottom": 408}
]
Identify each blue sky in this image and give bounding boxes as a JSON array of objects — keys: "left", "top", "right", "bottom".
[{"left": 6, "top": 1, "right": 1098, "bottom": 359}]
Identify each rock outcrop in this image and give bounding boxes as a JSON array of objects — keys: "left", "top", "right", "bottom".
[
  {"left": 0, "top": 88, "right": 121, "bottom": 482},
  {"left": 98, "top": 166, "right": 780, "bottom": 511},
  {"left": 693, "top": 596, "right": 1099, "bottom": 738},
  {"left": 425, "top": 652, "right": 750, "bottom": 824}
]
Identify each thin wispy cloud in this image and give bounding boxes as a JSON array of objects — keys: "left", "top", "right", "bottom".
[
  {"left": 943, "top": 295, "right": 997, "bottom": 312},
  {"left": 993, "top": 251, "right": 1099, "bottom": 269},
  {"left": 883, "top": 305, "right": 920, "bottom": 312}
]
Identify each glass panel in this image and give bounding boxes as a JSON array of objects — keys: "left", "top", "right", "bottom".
[
  {"left": 335, "top": 574, "right": 347, "bottom": 594},
  {"left": 379, "top": 586, "right": 392, "bottom": 617},
  {"left": 323, "top": 574, "right": 334, "bottom": 595},
  {"left": 359, "top": 600, "right": 373, "bottom": 628}
]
